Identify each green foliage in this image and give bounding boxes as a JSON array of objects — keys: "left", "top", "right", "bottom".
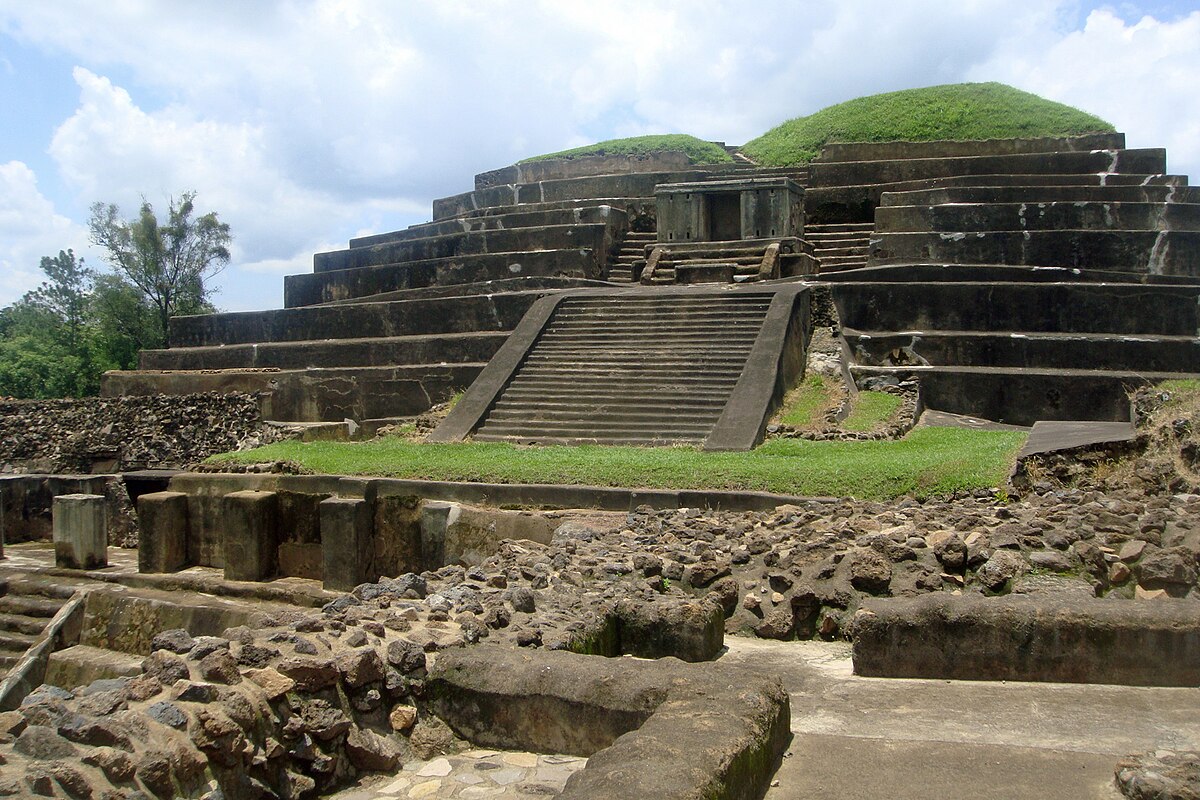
[
  {"left": 89, "top": 191, "right": 230, "bottom": 347},
  {"left": 211, "top": 426, "right": 1027, "bottom": 501},
  {"left": 842, "top": 391, "right": 903, "bottom": 431},
  {"left": 742, "top": 82, "right": 1115, "bottom": 166},
  {"left": 522, "top": 134, "right": 733, "bottom": 165},
  {"left": 0, "top": 193, "right": 229, "bottom": 398}
]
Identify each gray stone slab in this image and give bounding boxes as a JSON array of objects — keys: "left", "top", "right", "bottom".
[{"left": 1019, "top": 420, "right": 1137, "bottom": 458}]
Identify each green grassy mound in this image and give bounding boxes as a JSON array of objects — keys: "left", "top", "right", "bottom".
[
  {"left": 210, "top": 426, "right": 1026, "bottom": 501},
  {"left": 521, "top": 134, "right": 733, "bottom": 165},
  {"left": 742, "top": 82, "right": 1115, "bottom": 166}
]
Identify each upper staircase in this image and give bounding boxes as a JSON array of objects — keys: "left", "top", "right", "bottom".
[{"left": 803, "top": 222, "right": 874, "bottom": 272}]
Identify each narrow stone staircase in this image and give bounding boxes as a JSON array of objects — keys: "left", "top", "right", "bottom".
[
  {"left": 0, "top": 577, "right": 75, "bottom": 676},
  {"left": 803, "top": 223, "right": 874, "bottom": 272},
  {"left": 471, "top": 292, "right": 774, "bottom": 445},
  {"left": 607, "top": 231, "right": 657, "bottom": 283}
]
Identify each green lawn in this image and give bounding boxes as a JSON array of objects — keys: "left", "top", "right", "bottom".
[
  {"left": 210, "top": 426, "right": 1027, "bottom": 500},
  {"left": 742, "top": 82, "right": 1114, "bottom": 166},
  {"left": 521, "top": 134, "right": 733, "bottom": 165}
]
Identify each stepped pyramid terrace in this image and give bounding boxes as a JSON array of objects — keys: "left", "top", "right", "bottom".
[{"left": 103, "top": 128, "right": 1200, "bottom": 443}]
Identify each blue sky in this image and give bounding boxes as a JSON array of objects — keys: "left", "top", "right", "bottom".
[{"left": 1, "top": 0, "right": 1198, "bottom": 311}]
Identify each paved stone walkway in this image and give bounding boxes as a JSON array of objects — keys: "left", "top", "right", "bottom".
[{"left": 331, "top": 750, "right": 587, "bottom": 799}]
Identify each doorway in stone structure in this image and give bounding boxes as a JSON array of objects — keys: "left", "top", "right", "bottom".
[{"left": 707, "top": 192, "right": 741, "bottom": 240}]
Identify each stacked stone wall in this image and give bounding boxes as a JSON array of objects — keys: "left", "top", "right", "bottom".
[{"left": 0, "top": 393, "right": 265, "bottom": 475}]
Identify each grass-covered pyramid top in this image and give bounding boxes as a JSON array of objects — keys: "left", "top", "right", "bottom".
[
  {"left": 741, "top": 82, "right": 1115, "bottom": 166},
  {"left": 521, "top": 134, "right": 733, "bottom": 165}
]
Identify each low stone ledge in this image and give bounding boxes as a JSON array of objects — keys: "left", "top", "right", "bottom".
[
  {"left": 428, "top": 646, "right": 790, "bottom": 800},
  {"left": 850, "top": 593, "right": 1200, "bottom": 686}
]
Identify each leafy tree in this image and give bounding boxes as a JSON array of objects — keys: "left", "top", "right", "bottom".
[
  {"left": 25, "top": 249, "right": 93, "bottom": 353},
  {"left": 88, "top": 191, "right": 231, "bottom": 346}
]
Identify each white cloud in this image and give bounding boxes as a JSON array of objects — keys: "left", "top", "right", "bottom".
[
  {"left": 0, "top": 1, "right": 1197, "bottom": 310},
  {"left": 0, "top": 161, "right": 91, "bottom": 302},
  {"left": 969, "top": 9, "right": 1200, "bottom": 180}
]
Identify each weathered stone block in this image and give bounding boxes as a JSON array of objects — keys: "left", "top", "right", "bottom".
[
  {"left": 136, "top": 491, "right": 188, "bottom": 574},
  {"left": 221, "top": 490, "right": 278, "bottom": 582},
  {"left": 320, "top": 497, "right": 375, "bottom": 591},
  {"left": 52, "top": 494, "right": 107, "bottom": 570}
]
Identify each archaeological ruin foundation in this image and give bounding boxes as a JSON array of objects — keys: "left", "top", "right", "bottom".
[{"left": 0, "top": 119, "right": 1198, "bottom": 799}]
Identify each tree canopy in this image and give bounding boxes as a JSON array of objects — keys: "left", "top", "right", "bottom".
[
  {"left": 88, "top": 191, "right": 231, "bottom": 347},
  {"left": 0, "top": 192, "right": 230, "bottom": 398}
]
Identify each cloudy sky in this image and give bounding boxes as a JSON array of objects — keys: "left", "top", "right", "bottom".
[{"left": 1, "top": 1, "right": 1197, "bottom": 311}]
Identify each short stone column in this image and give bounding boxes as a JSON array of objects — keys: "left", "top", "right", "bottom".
[
  {"left": 137, "top": 491, "right": 189, "bottom": 574},
  {"left": 320, "top": 497, "right": 376, "bottom": 592},
  {"left": 53, "top": 493, "right": 108, "bottom": 570},
  {"left": 222, "top": 490, "right": 278, "bottom": 582}
]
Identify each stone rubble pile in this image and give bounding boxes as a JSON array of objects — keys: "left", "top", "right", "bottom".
[{"left": 0, "top": 394, "right": 268, "bottom": 474}]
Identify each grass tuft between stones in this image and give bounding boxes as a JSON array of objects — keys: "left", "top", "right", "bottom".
[{"left": 209, "top": 426, "right": 1027, "bottom": 501}]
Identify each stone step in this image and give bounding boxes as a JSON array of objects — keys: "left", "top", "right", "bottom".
[
  {"left": 0, "top": 629, "right": 38, "bottom": 653},
  {"left": 472, "top": 432, "right": 705, "bottom": 446},
  {"left": 139, "top": 331, "right": 509, "bottom": 371},
  {"left": 844, "top": 329, "right": 1200, "bottom": 373},
  {"left": 0, "top": 612, "right": 52, "bottom": 637},
  {"left": 511, "top": 368, "right": 746, "bottom": 384},
  {"left": 523, "top": 353, "right": 750, "bottom": 366},
  {"left": 813, "top": 246, "right": 870, "bottom": 257},
  {"left": 0, "top": 592, "right": 65, "bottom": 618},
  {"left": 349, "top": 204, "right": 625, "bottom": 248},
  {"left": 44, "top": 645, "right": 144, "bottom": 691},
  {"left": 285, "top": 247, "right": 604, "bottom": 307},
  {"left": 545, "top": 316, "right": 767, "bottom": 331},
  {"left": 478, "top": 419, "right": 716, "bottom": 435},
  {"left": 831, "top": 281, "right": 1200, "bottom": 336},
  {"left": 494, "top": 388, "right": 733, "bottom": 406},
  {"left": 170, "top": 290, "right": 542, "bottom": 348},
  {"left": 876, "top": 201, "right": 1200, "bottom": 234},
  {"left": 878, "top": 184, "right": 1200, "bottom": 208},
  {"left": 869, "top": 230, "right": 1200, "bottom": 275},
  {"left": 819, "top": 256, "right": 870, "bottom": 268},
  {"left": 490, "top": 394, "right": 730, "bottom": 412},
  {"left": 2, "top": 577, "right": 81, "bottom": 601},
  {"left": 809, "top": 148, "right": 1167, "bottom": 188},
  {"left": 850, "top": 364, "right": 1194, "bottom": 426},
  {"left": 536, "top": 328, "right": 762, "bottom": 339},
  {"left": 804, "top": 224, "right": 877, "bottom": 234}
]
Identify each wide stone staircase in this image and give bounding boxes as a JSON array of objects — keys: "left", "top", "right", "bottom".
[
  {"left": 470, "top": 292, "right": 776, "bottom": 445},
  {"left": 828, "top": 264, "right": 1200, "bottom": 425}
]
